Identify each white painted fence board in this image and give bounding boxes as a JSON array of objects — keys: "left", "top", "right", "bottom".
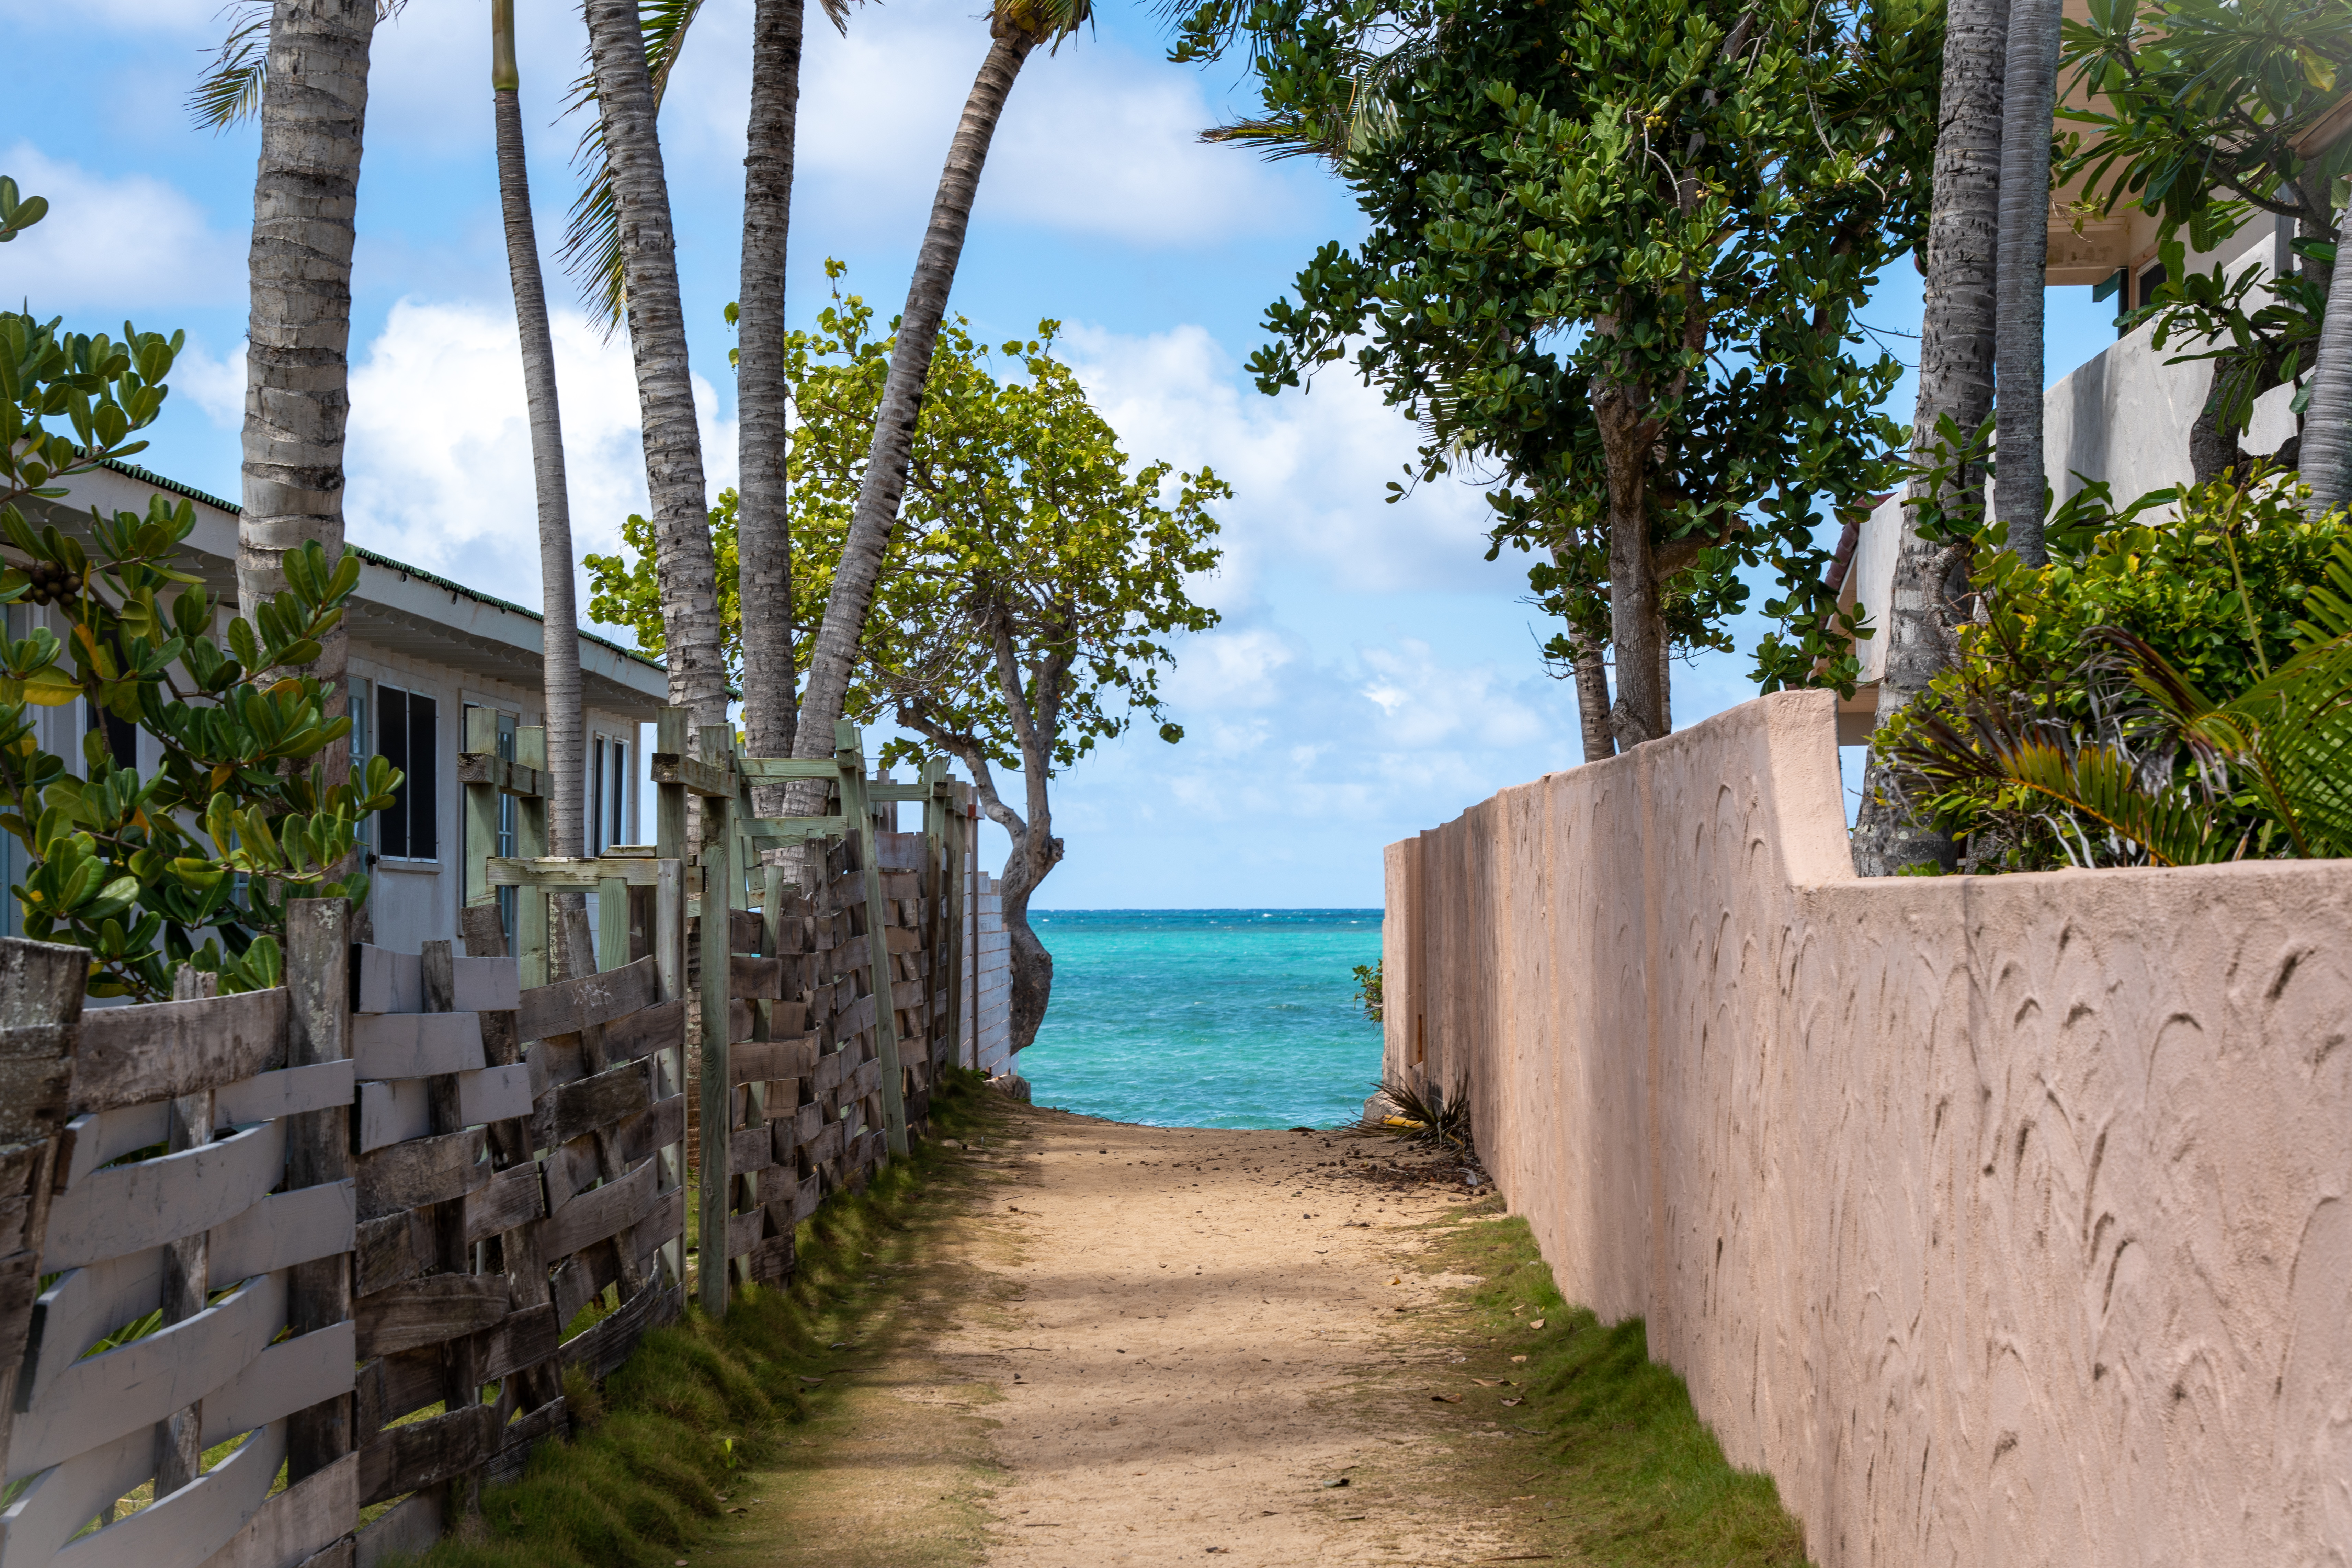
[
  {"left": 48, "top": 1420, "right": 284, "bottom": 1568},
  {"left": 354, "top": 1082, "right": 427, "bottom": 1155},
  {"left": 25, "top": 1184, "right": 350, "bottom": 1412},
  {"left": 191, "top": 1452, "right": 354, "bottom": 1568},
  {"left": 0, "top": 1421, "right": 151, "bottom": 1568},
  {"left": 7, "top": 1273, "right": 285, "bottom": 1481},
  {"left": 208, "top": 1181, "right": 355, "bottom": 1285},
  {"left": 455, "top": 1063, "right": 532, "bottom": 1126},
  {"left": 42, "top": 1121, "right": 286, "bottom": 1273},
  {"left": 58, "top": 1107, "right": 166, "bottom": 1192},
  {"left": 349, "top": 1014, "right": 484, "bottom": 1081},
  {"left": 214, "top": 1063, "right": 354, "bottom": 1127},
  {"left": 352, "top": 948, "right": 420, "bottom": 1015},
  {"left": 200, "top": 1322, "right": 355, "bottom": 1445},
  {"left": 451, "top": 957, "right": 519, "bottom": 1014}
]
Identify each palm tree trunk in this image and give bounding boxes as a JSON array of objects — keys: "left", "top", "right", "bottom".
[
  {"left": 238, "top": 0, "right": 375, "bottom": 789},
  {"left": 1852, "top": 0, "right": 2007, "bottom": 877},
  {"left": 1992, "top": 0, "right": 2058, "bottom": 565},
  {"left": 493, "top": 1, "right": 583, "bottom": 867},
  {"left": 583, "top": 0, "right": 726, "bottom": 730},
  {"left": 2299, "top": 200, "right": 2352, "bottom": 518},
  {"left": 738, "top": 0, "right": 806, "bottom": 806},
  {"left": 790, "top": 23, "right": 1040, "bottom": 764}
]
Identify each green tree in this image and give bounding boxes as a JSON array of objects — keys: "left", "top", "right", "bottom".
[
  {"left": 1175, "top": 0, "right": 1940, "bottom": 749},
  {"left": 0, "top": 260, "right": 397, "bottom": 998},
  {"left": 590, "top": 273, "right": 1225, "bottom": 1044}
]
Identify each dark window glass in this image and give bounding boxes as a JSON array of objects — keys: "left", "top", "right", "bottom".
[
  {"left": 611, "top": 741, "right": 628, "bottom": 846},
  {"left": 592, "top": 736, "right": 606, "bottom": 855},
  {"left": 378, "top": 687, "right": 410, "bottom": 858},
  {"left": 377, "top": 687, "right": 439, "bottom": 859}
]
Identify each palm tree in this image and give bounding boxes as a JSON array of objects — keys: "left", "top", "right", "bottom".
[
  {"left": 222, "top": 0, "right": 378, "bottom": 800},
  {"left": 581, "top": 0, "right": 728, "bottom": 732},
  {"left": 1993, "top": 0, "right": 2057, "bottom": 567},
  {"left": 1852, "top": 0, "right": 2007, "bottom": 877},
  {"left": 492, "top": 0, "right": 594, "bottom": 978},
  {"left": 788, "top": 0, "right": 1092, "bottom": 772}
]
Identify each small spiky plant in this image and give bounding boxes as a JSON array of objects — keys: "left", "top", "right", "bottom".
[{"left": 1359, "top": 1074, "right": 1474, "bottom": 1155}]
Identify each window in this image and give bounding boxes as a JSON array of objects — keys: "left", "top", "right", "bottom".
[
  {"left": 591, "top": 735, "right": 607, "bottom": 855},
  {"left": 376, "top": 685, "right": 440, "bottom": 860},
  {"left": 609, "top": 739, "right": 629, "bottom": 848},
  {"left": 349, "top": 681, "right": 371, "bottom": 857}
]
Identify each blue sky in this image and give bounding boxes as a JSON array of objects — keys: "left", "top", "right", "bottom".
[{"left": 3, "top": 0, "right": 2118, "bottom": 906}]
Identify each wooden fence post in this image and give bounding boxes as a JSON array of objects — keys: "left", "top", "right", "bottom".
[
  {"left": 285, "top": 897, "right": 355, "bottom": 1486},
  {"left": 697, "top": 722, "right": 735, "bottom": 1317},
  {"left": 836, "top": 721, "right": 910, "bottom": 1159},
  {"left": 514, "top": 727, "right": 550, "bottom": 988},
  {"left": 0, "top": 939, "right": 83, "bottom": 1471}
]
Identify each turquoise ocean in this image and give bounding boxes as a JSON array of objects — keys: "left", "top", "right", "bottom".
[{"left": 1016, "top": 909, "right": 1385, "bottom": 1129}]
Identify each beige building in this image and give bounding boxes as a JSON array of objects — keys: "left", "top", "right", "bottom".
[{"left": 1, "top": 460, "right": 666, "bottom": 952}]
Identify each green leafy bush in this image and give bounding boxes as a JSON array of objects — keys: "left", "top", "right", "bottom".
[
  {"left": 1875, "top": 475, "right": 2352, "bottom": 868},
  {"left": 0, "top": 187, "right": 398, "bottom": 996}
]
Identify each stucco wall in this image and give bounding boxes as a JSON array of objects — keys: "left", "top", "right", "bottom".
[{"left": 1382, "top": 689, "right": 2352, "bottom": 1567}]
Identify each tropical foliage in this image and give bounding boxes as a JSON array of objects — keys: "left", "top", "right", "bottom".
[
  {"left": 1874, "top": 476, "right": 2352, "bottom": 868},
  {"left": 0, "top": 271, "right": 396, "bottom": 998}
]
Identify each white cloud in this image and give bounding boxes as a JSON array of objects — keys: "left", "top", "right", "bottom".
[
  {"left": 343, "top": 296, "right": 737, "bottom": 631},
  {"left": 0, "top": 142, "right": 242, "bottom": 315},
  {"left": 1058, "top": 321, "right": 1510, "bottom": 601}
]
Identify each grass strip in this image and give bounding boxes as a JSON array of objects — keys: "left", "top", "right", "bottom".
[
  {"left": 402, "top": 1069, "right": 993, "bottom": 1568},
  {"left": 1412, "top": 1200, "right": 1811, "bottom": 1566}
]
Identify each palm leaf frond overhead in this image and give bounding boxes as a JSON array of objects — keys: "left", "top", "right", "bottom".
[
  {"left": 188, "top": 0, "right": 409, "bottom": 131},
  {"left": 561, "top": 0, "right": 857, "bottom": 333}
]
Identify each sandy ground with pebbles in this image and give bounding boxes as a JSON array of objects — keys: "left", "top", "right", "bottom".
[
  {"left": 706, "top": 1095, "right": 1552, "bottom": 1568},
  {"left": 945, "top": 1101, "right": 1531, "bottom": 1567}
]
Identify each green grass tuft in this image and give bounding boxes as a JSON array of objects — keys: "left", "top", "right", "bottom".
[
  {"left": 1418, "top": 1203, "right": 1810, "bottom": 1566},
  {"left": 402, "top": 1069, "right": 994, "bottom": 1568}
]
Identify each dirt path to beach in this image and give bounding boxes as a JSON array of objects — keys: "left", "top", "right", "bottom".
[{"left": 702, "top": 1095, "right": 1563, "bottom": 1568}]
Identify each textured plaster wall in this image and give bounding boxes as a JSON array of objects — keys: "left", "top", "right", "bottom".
[{"left": 1381, "top": 689, "right": 2352, "bottom": 1567}]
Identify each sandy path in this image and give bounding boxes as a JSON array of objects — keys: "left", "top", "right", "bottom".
[{"left": 937, "top": 1102, "right": 1525, "bottom": 1567}]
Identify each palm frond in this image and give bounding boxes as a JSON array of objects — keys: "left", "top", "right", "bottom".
[
  {"left": 1356, "top": 1075, "right": 1474, "bottom": 1154},
  {"left": 188, "top": 1, "right": 273, "bottom": 132},
  {"left": 559, "top": 0, "right": 710, "bottom": 334}
]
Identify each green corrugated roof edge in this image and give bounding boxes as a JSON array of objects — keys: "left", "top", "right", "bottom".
[{"left": 97, "top": 457, "right": 668, "bottom": 678}]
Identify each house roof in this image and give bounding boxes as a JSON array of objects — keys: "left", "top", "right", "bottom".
[{"left": 19, "top": 461, "right": 672, "bottom": 720}]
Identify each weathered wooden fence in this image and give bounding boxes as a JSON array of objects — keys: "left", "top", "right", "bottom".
[{"left": 966, "top": 871, "right": 1011, "bottom": 1077}]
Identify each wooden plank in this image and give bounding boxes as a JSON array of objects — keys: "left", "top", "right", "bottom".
[
  {"left": 353, "top": 1209, "right": 434, "bottom": 1298},
  {"left": 355, "top": 1273, "right": 510, "bottom": 1359},
  {"left": 355, "top": 1129, "right": 487, "bottom": 1223},
  {"left": 736, "top": 757, "right": 841, "bottom": 783},
  {"left": 481, "top": 1396, "right": 566, "bottom": 1490},
  {"left": 486, "top": 855, "right": 667, "bottom": 889},
  {"left": 730, "top": 1037, "right": 816, "bottom": 1086},
  {"left": 477, "top": 1301, "right": 559, "bottom": 1384},
  {"left": 211, "top": 1179, "right": 356, "bottom": 1284},
  {"left": 617, "top": 1094, "right": 685, "bottom": 1167},
  {"left": 215, "top": 1061, "right": 355, "bottom": 1127},
  {"left": 454, "top": 751, "right": 548, "bottom": 797},
  {"left": 811, "top": 1050, "right": 845, "bottom": 1097},
  {"left": 601, "top": 997, "right": 684, "bottom": 1065},
  {"left": 648, "top": 752, "right": 736, "bottom": 797},
  {"left": 0, "top": 1023, "right": 77, "bottom": 1148},
  {"left": 517, "top": 957, "right": 660, "bottom": 1042},
  {"left": 69, "top": 989, "right": 287, "bottom": 1117},
  {"left": 788, "top": 1099, "right": 823, "bottom": 1151},
  {"left": 190, "top": 1449, "right": 355, "bottom": 1568},
  {"left": 696, "top": 728, "right": 735, "bottom": 1321},
  {"left": 349, "top": 1011, "right": 485, "bottom": 1080},
  {"left": 355, "top": 1079, "right": 428, "bottom": 1153},
  {"left": 456, "top": 1061, "right": 533, "bottom": 1125},
  {"left": 357, "top": 1402, "right": 499, "bottom": 1508},
  {"left": 11, "top": 1271, "right": 286, "bottom": 1480},
  {"left": 726, "top": 910, "right": 765, "bottom": 953},
  {"left": 724, "top": 1208, "right": 765, "bottom": 1260},
  {"left": 451, "top": 956, "right": 520, "bottom": 1013},
  {"left": 46, "top": 1417, "right": 286, "bottom": 1568},
  {"left": 728, "top": 953, "right": 789, "bottom": 999},
  {"left": 830, "top": 992, "right": 876, "bottom": 1043},
  {"left": 539, "top": 1156, "right": 657, "bottom": 1259},
  {"left": 200, "top": 1320, "right": 358, "bottom": 1446},
  {"left": 462, "top": 1162, "right": 546, "bottom": 1244},
  {"left": 558, "top": 1282, "right": 681, "bottom": 1382},
  {"left": 629, "top": 1186, "right": 685, "bottom": 1257},
  {"left": 352, "top": 1490, "right": 439, "bottom": 1568},
  {"left": 804, "top": 1119, "right": 843, "bottom": 1167},
  {"left": 536, "top": 1058, "right": 652, "bottom": 1148},
  {"left": 848, "top": 1056, "right": 882, "bottom": 1103},
  {"left": 727, "top": 1126, "right": 774, "bottom": 1180},
  {"left": 352, "top": 946, "right": 422, "bottom": 1015},
  {"left": 353, "top": 1347, "right": 442, "bottom": 1435},
  {"left": 56, "top": 1103, "right": 164, "bottom": 1190},
  {"left": 789, "top": 1172, "right": 822, "bottom": 1224},
  {"left": 44, "top": 1120, "right": 286, "bottom": 1272}
]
